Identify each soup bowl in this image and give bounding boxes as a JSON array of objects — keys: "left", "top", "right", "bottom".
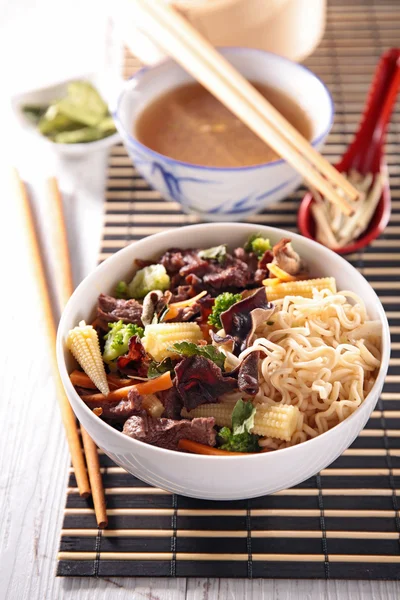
[
  {"left": 113, "top": 48, "right": 334, "bottom": 221},
  {"left": 57, "top": 223, "right": 390, "bottom": 500}
]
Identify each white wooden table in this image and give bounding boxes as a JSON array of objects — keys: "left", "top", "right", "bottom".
[{"left": 1, "top": 1, "right": 400, "bottom": 598}]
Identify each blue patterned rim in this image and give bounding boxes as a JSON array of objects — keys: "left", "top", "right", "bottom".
[{"left": 113, "top": 47, "right": 335, "bottom": 173}]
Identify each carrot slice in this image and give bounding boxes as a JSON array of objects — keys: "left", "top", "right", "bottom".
[
  {"left": 163, "top": 290, "right": 207, "bottom": 321},
  {"left": 134, "top": 371, "right": 173, "bottom": 395},
  {"left": 80, "top": 371, "right": 173, "bottom": 403},
  {"left": 178, "top": 439, "right": 269, "bottom": 456},
  {"left": 267, "top": 263, "right": 297, "bottom": 282},
  {"left": 70, "top": 370, "right": 131, "bottom": 390},
  {"left": 261, "top": 277, "right": 281, "bottom": 287}
]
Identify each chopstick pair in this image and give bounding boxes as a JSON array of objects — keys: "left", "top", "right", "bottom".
[
  {"left": 14, "top": 170, "right": 107, "bottom": 528},
  {"left": 129, "top": 0, "right": 357, "bottom": 215}
]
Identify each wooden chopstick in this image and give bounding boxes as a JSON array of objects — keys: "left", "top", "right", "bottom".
[
  {"left": 146, "top": 0, "right": 358, "bottom": 204},
  {"left": 47, "top": 176, "right": 108, "bottom": 529},
  {"left": 13, "top": 169, "right": 90, "bottom": 499},
  {"left": 130, "top": 0, "right": 356, "bottom": 215},
  {"left": 81, "top": 428, "right": 108, "bottom": 528},
  {"left": 47, "top": 177, "right": 75, "bottom": 312}
]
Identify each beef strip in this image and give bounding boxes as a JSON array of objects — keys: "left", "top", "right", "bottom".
[
  {"left": 82, "top": 387, "right": 142, "bottom": 421},
  {"left": 202, "top": 257, "right": 250, "bottom": 291},
  {"left": 160, "top": 248, "right": 253, "bottom": 295},
  {"left": 97, "top": 293, "right": 143, "bottom": 327},
  {"left": 160, "top": 249, "right": 208, "bottom": 277},
  {"left": 234, "top": 247, "right": 273, "bottom": 286},
  {"left": 123, "top": 413, "right": 216, "bottom": 450},
  {"left": 157, "top": 386, "right": 183, "bottom": 419}
]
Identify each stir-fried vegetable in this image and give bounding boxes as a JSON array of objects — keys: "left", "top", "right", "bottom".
[
  {"left": 22, "top": 80, "right": 116, "bottom": 144},
  {"left": 115, "top": 281, "right": 128, "bottom": 299},
  {"left": 219, "top": 399, "right": 260, "bottom": 452},
  {"left": 147, "top": 357, "right": 176, "bottom": 379},
  {"left": 244, "top": 233, "right": 271, "bottom": 258},
  {"left": 128, "top": 264, "right": 170, "bottom": 299},
  {"left": 208, "top": 292, "right": 242, "bottom": 328},
  {"left": 103, "top": 320, "right": 144, "bottom": 364},
  {"left": 67, "top": 320, "right": 109, "bottom": 396},
  {"left": 171, "top": 341, "right": 225, "bottom": 370},
  {"left": 198, "top": 244, "right": 227, "bottom": 264}
]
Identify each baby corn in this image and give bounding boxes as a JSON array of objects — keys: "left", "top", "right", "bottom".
[
  {"left": 142, "top": 394, "right": 165, "bottom": 418},
  {"left": 182, "top": 403, "right": 299, "bottom": 442},
  {"left": 142, "top": 322, "right": 203, "bottom": 362},
  {"left": 66, "top": 320, "right": 110, "bottom": 396},
  {"left": 263, "top": 277, "right": 336, "bottom": 301}
]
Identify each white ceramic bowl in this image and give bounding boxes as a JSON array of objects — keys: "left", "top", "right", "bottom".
[
  {"left": 113, "top": 48, "right": 334, "bottom": 221},
  {"left": 57, "top": 223, "right": 390, "bottom": 500},
  {"left": 12, "top": 72, "right": 121, "bottom": 156}
]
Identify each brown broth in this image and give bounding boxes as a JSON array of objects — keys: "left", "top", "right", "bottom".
[{"left": 134, "top": 81, "right": 313, "bottom": 168}]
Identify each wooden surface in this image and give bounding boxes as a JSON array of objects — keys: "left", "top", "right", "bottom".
[{"left": 1, "top": 0, "right": 400, "bottom": 597}]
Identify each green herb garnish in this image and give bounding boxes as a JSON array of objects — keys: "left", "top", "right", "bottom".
[
  {"left": 218, "top": 399, "right": 260, "bottom": 453},
  {"left": 103, "top": 321, "right": 144, "bottom": 364},
  {"left": 148, "top": 357, "right": 175, "bottom": 379},
  {"left": 171, "top": 341, "right": 225, "bottom": 370},
  {"left": 198, "top": 244, "right": 227, "bottom": 264}
]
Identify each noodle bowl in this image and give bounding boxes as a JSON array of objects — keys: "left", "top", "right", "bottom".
[{"left": 221, "top": 288, "right": 381, "bottom": 450}]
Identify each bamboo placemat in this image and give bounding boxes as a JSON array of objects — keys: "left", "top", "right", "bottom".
[{"left": 57, "top": 0, "right": 400, "bottom": 579}]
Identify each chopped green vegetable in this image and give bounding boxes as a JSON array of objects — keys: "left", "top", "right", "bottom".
[
  {"left": 103, "top": 320, "right": 144, "bottom": 364},
  {"left": 38, "top": 105, "right": 81, "bottom": 135},
  {"left": 56, "top": 81, "right": 107, "bottom": 126},
  {"left": 208, "top": 292, "right": 242, "bottom": 329},
  {"left": 198, "top": 244, "right": 227, "bottom": 264},
  {"left": 244, "top": 232, "right": 271, "bottom": 258},
  {"left": 148, "top": 357, "right": 175, "bottom": 379},
  {"left": 127, "top": 264, "right": 170, "bottom": 299},
  {"left": 115, "top": 281, "right": 128, "bottom": 299},
  {"left": 22, "top": 80, "right": 116, "bottom": 145},
  {"left": 21, "top": 104, "right": 47, "bottom": 123},
  {"left": 218, "top": 398, "right": 260, "bottom": 452},
  {"left": 53, "top": 126, "right": 113, "bottom": 144},
  {"left": 97, "top": 116, "right": 117, "bottom": 134},
  {"left": 218, "top": 427, "right": 260, "bottom": 453},
  {"left": 171, "top": 341, "right": 225, "bottom": 370}
]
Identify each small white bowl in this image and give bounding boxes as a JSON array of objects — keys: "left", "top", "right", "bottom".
[
  {"left": 57, "top": 223, "right": 390, "bottom": 501},
  {"left": 12, "top": 72, "right": 121, "bottom": 156},
  {"left": 113, "top": 48, "right": 334, "bottom": 220}
]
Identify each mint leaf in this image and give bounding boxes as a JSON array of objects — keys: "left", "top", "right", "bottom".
[
  {"left": 171, "top": 341, "right": 225, "bottom": 370},
  {"left": 198, "top": 244, "right": 227, "bottom": 264},
  {"left": 231, "top": 398, "right": 256, "bottom": 435},
  {"left": 148, "top": 357, "right": 175, "bottom": 379}
]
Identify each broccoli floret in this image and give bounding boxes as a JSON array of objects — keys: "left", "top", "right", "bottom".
[
  {"left": 103, "top": 320, "right": 144, "bottom": 363},
  {"left": 115, "top": 280, "right": 128, "bottom": 299},
  {"left": 218, "top": 427, "right": 260, "bottom": 453},
  {"left": 127, "top": 264, "right": 170, "bottom": 299},
  {"left": 207, "top": 292, "right": 242, "bottom": 329},
  {"left": 244, "top": 233, "right": 271, "bottom": 258}
]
